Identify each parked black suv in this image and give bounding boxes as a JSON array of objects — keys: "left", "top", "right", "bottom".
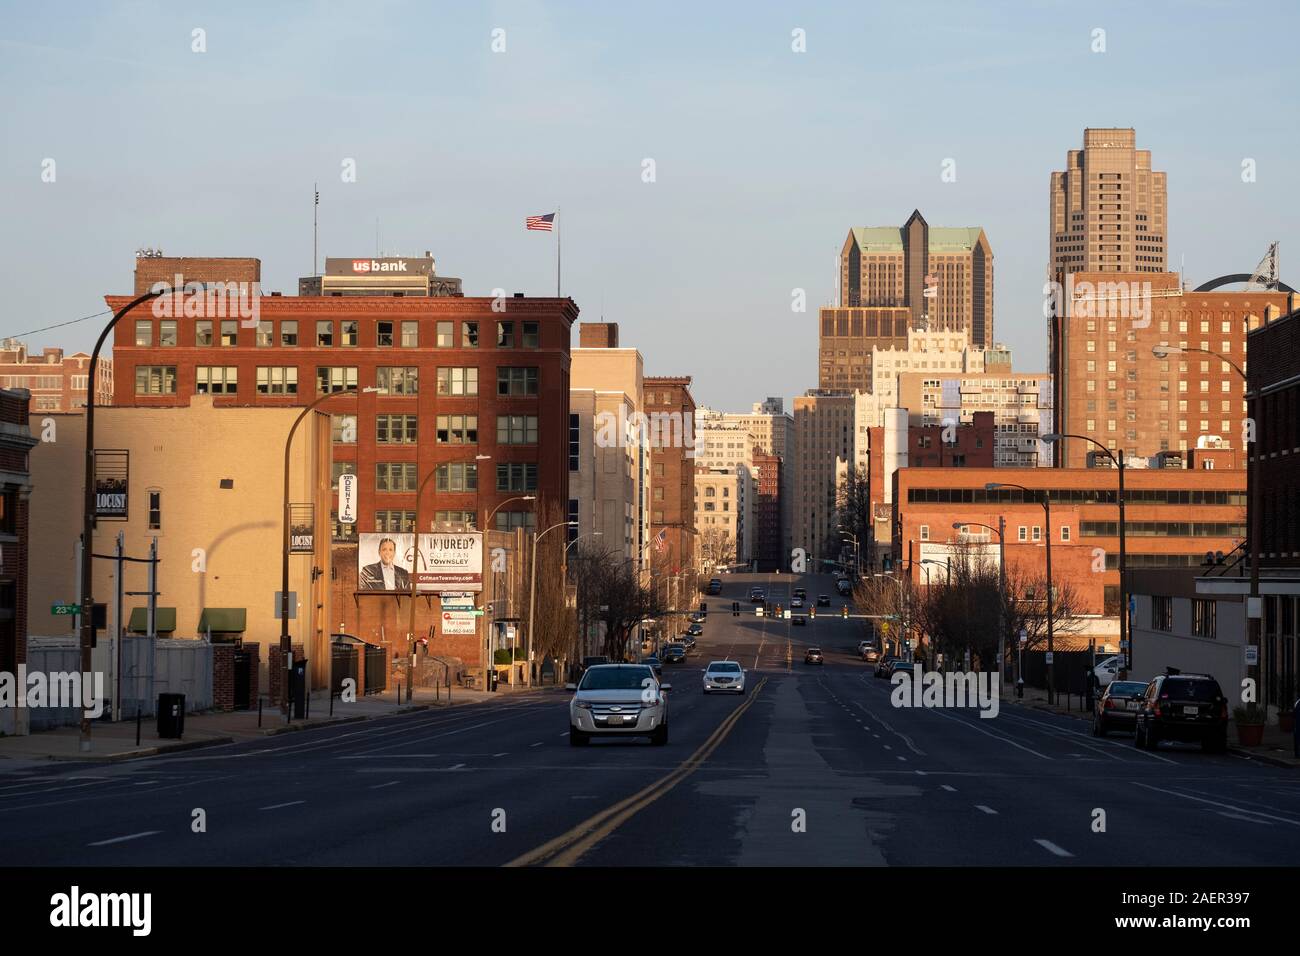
[{"left": 1134, "top": 672, "right": 1229, "bottom": 752}]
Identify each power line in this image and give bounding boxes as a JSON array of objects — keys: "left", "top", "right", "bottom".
[{"left": 12, "top": 309, "right": 112, "bottom": 338}]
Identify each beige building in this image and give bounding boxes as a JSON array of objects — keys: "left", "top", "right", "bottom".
[
  {"left": 724, "top": 398, "right": 793, "bottom": 558},
  {"left": 27, "top": 397, "right": 334, "bottom": 697},
  {"left": 694, "top": 467, "right": 750, "bottom": 568},
  {"left": 1050, "top": 128, "right": 1168, "bottom": 276},
  {"left": 570, "top": 323, "right": 650, "bottom": 571},
  {"left": 792, "top": 390, "right": 855, "bottom": 567},
  {"left": 837, "top": 209, "right": 994, "bottom": 349}
]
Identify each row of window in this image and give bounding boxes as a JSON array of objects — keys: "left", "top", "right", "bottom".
[
  {"left": 134, "top": 318, "right": 540, "bottom": 350},
  {"left": 335, "top": 460, "right": 540, "bottom": 494},
  {"left": 146, "top": 364, "right": 540, "bottom": 397},
  {"left": 333, "top": 509, "right": 537, "bottom": 540},
  {"left": 906, "top": 488, "right": 1246, "bottom": 506},
  {"left": 1080, "top": 521, "right": 1246, "bottom": 537}
]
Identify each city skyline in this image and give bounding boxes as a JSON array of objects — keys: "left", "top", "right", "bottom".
[{"left": 3, "top": 3, "right": 1298, "bottom": 412}]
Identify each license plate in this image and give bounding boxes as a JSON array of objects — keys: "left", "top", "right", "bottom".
[
  {"left": 605, "top": 715, "right": 625, "bottom": 725},
  {"left": 1126, "top": 701, "right": 1140, "bottom": 711},
  {"left": 1182, "top": 705, "right": 1199, "bottom": 716}
]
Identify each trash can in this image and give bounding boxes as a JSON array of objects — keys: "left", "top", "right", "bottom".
[
  {"left": 290, "top": 658, "right": 308, "bottom": 719},
  {"left": 488, "top": 668, "right": 499, "bottom": 692},
  {"left": 157, "top": 693, "right": 185, "bottom": 739}
]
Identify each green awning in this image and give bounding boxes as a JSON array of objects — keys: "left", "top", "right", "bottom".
[
  {"left": 127, "top": 607, "right": 176, "bottom": 633},
  {"left": 197, "top": 608, "right": 246, "bottom": 633}
]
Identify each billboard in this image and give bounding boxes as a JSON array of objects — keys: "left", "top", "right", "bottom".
[
  {"left": 324, "top": 257, "right": 434, "bottom": 277},
  {"left": 357, "top": 532, "right": 483, "bottom": 593}
]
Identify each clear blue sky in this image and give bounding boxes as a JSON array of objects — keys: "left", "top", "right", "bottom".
[{"left": 2, "top": 1, "right": 1296, "bottom": 411}]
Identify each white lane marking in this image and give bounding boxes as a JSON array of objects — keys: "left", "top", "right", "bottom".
[
  {"left": 559, "top": 732, "right": 569, "bottom": 737},
  {"left": 338, "top": 754, "right": 443, "bottom": 759},
  {"left": 940, "top": 785, "right": 957, "bottom": 792},
  {"left": 925, "top": 707, "right": 1052, "bottom": 760},
  {"left": 915, "top": 770, "right": 928, "bottom": 776},
  {"left": 975, "top": 804, "right": 998, "bottom": 815},
  {"left": 369, "top": 781, "right": 400, "bottom": 790},
  {"left": 493, "top": 753, "right": 508, "bottom": 758},
  {"left": 88, "top": 830, "right": 159, "bottom": 847},
  {"left": 1035, "top": 839, "right": 1073, "bottom": 858},
  {"left": 896, "top": 756, "right": 908, "bottom": 762},
  {"left": 1219, "top": 811, "right": 1272, "bottom": 825},
  {"left": 449, "top": 763, "right": 466, "bottom": 770},
  {"left": 259, "top": 800, "right": 306, "bottom": 811},
  {"left": 1133, "top": 782, "right": 1300, "bottom": 827},
  {"left": 530, "top": 741, "right": 544, "bottom": 747}
]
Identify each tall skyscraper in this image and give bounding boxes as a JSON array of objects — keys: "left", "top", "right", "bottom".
[
  {"left": 792, "top": 390, "right": 855, "bottom": 567},
  {"left": 837, "top": 209, "right": 994, "bottom": 348},
  {"left": 1050, "top": 128, "right": 1168, "bottom": 276}
]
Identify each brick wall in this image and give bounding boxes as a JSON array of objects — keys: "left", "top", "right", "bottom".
[
  {"left": 267, "top": 643, "right": 305, "bottom": 706},
  {"left": 213, "top": 643, "right": 233, "bottom": 711},
  {"left": 133, "top": 257, "right": 262, "bottom": 296}
]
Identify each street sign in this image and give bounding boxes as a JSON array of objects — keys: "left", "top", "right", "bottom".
[
  {"left": 51, "top": 604, "right": 79, "bottom": 616},
  {"left": 273, "top": 592, "right": 298, "bottom": 620},
  {"left": 783, "top": 610, "right": 791, "bottom": 620},
  {"left": 1019, "top": 629, "right": 1027, "bottom": 646},
  {"left": 1245, "top": 645, "right": 1259, "bottom": 666},
  {"left": 1045, "top": 651, "right": 1054, "bottom": 665},
  {"left": 338, "top": 473, "right": 358, "bottom": 524},
  {"left": 755, "top": 607, "right": 764, "bottom": 617},
  {"left": 880, "top": 621, "right": 890, "bottom": 634},
  {"left": 441, "top": 610, "right": 477, "bottom": 635}
]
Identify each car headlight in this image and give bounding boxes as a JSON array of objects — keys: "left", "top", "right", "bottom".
[{"left": 574, "top": 701, "right": 593, "bottom": 710}]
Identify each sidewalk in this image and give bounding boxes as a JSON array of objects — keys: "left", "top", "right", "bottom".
[
  {"left": 1004, "top": 680, "right": 1300, "bottom": 768},
  {"left": 0, "top": 679, "right": 560, "bottom": 764}
]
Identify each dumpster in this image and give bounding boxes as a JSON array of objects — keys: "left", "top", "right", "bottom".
[{"left": 157, "top": 693, "right": 185, "bottom": 739}]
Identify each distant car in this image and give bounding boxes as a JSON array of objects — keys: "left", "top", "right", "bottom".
[
  {"left": 580, "top": 655, "right": 610, "bottom": 675},
  {"left": 804, "top": 647, "right": 824, "bottom": 664},
  {"left": 640, "top": 656, "right": 663, "bottom": 677},
  {"left": 890, "top": 661, "right": 916, "bottom": 680},
  {"left": 857, "top": 640, "right": 872, "bottom": 655},
  {"left": 862, "top": 648, "right": 880, "bottom": 664},
  {"left": 790, "top": 597, "right": 804, "bottom": 609},
  {"left": 686, "top": 623, "right": 704, "bottom": 637},
  {"left": 1092, "top": 679, "right": 1146, "bottom": 736},
  {"left": 875, "top": 656, "right": 902, "bottom": 679},
  {"left": 679, "top": 634, "right": 697, "bottom": 651},
  {"left": 662, "top": 643, "right": 687, "bottom": 664},
  {"left": 703, "top": 660, "right": 745, "bottom": 694},
  {"left": 1094, "top": 655, "right": 1124, "bottom": 688},
  {"left": 793, "top": 614, "right": 807, "bottom": 626},
  {"left": 1134, "top": 673, "right": 1229, "bottom": 752},
  {"left": 568, "top": 663, "right": 669, "bottom": 746},
  {"left": 793, "top": 588, "right": 807, "bottom": 601},
  {"left": 817, "top": 595, "right": 831, "bottom": 607},
  {"left": 750, "top": 591, "right": 765, "bottom": 604},
  {"left": 689, "top": 612, "right": 706, "bottom": 624},
  {"left": 706, "top": 578, "right": 722, "bottom": 595}
]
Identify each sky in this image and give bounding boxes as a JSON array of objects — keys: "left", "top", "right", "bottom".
[{"left": 2, "top": 0, "right": 1297, "bottom": 413}]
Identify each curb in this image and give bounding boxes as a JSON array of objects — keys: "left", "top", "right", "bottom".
[
  {"left": 256, "top": 702, "right": 436, "bottom": 735},
  {"left": 38, "top": 734, "right": 238, "bottom": 763},
  {"left": 1227, "top": 747, "right": 1299, "bottom": 769}
]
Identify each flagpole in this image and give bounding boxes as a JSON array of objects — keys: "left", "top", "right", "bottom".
[{"left": 556, "top": 206, "right": 561, "bottom": 298}]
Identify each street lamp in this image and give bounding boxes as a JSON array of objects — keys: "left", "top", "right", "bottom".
[
  {"left": 954, "top": 519, "right": 1008, "bottom": 686},
  {"left": 987, "top": 481, "right": 1056, "bottom": 703},
  {"left": 526, "top": 520, "right": 578, "bottom": 685},
  {"left": 481, "top": 494, "right": 535, "bottom": 689},
  {"left": 872, "top": 572, "right": 908, "bottom": 660},
  {"left": 1043, "top": 432, "right": 1128, "bottom": 672},
  {"left": 1153, "top": 344, "right": 1259, "bottom": 699},
  {"left": 840, "top": 528, "right": 860, "bottom": 577},
  {"left": 921, "top": 558, "right": 950, "bottom": 586}
]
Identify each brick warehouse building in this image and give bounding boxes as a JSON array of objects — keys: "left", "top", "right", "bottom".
[
  {"left": 0, "top": 389, "right": 36, "bottom": 735},
  {"left": 106, "top": 259, "right": 577, "bottom": 661},
  {"left": 751, "top": 447, "right": 782, "bottom": 571},
  {"left": 644, "top": 376, "right": 698, "bottom": 579},
  {"left": 892, "top": 466, "right": 1246, "bottom": 650}
]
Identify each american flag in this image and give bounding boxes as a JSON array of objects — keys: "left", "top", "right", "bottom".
[
  {"left": 652, "top": 528, "right": 667, "bottom": 552},
  {"left": 526, "top": 213, "right": 555, "bottom": 232}
]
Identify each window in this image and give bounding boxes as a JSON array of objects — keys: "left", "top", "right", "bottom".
[
  {"left": 196, "top": 366, "right": 238, "bottom": 394},
  {"left": 332, "top": 414, "right": 357, "bottom": 444},
  {"left": 375, "top": 414, "right": 418, "bottom": 444},
  {"left": 340, "top": 321, "right": 358, "bottom": 347},
  {"left": 257, "top": 366, "right": 298, "bottom": 395},
  {"left": 497, "top": 367, "right": 538, "bottom": 396},
  {"left": 495, "top": 511, "right": 535, "bottom": 532},
  {"left": 437, "top": 321, "right": 454, "bottom": 347},
  {"left": 497, "top": 414, "right": 538, "bottom": 445},
  {"left": 496, "top": 462, "right": 538, "bottom": 492},
  {"left": 1031, "top": 526, "right": 1041, "bottom": 541},
  {"left": 256, "top": 321, "right": 274, "bottom": 347},
  {"left": 375, "top": 510, "right": 416, "bottom": 533},
  {"left": 437, "top": 367, "right": 478, "bottom": 396},
  {"left": 376, "top": 462, "right": 418, "bottom": 492},
  {"left": 401, "top": 321, "right": 419, "bottom": 348},
  {"left": 159, "top": 320, "right": 177, "bottom": 347},
  {"left": 919, "top": 525, "right": 929, "bottom": 541},
  {"left": 281, "top": 320, "right": 298, "bottom": 346},
  {"left": 316, "top": 321, "right": 333, "bottom": 347},
  {"left": 375, "top": 366, "right": 418, "bottom": 395},
  {"left": 522, "top": 321, "right": 539, "bottom": 348},
  {"left": 1018, "top": 526, "right": 1027, "bottom": 542},
  {"left": 332, "top": 510, "right": 358, "bottom": 543},
  {"left": 437, "top": 414, "right": 478, "bottom": 444},
  {"left": 435, "top": 462, "right": 478, "bottom": 493},
  {"left": 135, "top": 320, "right": 152, "bottom": 347},
  {"left": 1151, "top": 595, "right": 1173, "bottom": 631},
  {"left": 568, "top": 413, "right": 580, "bottom": 470},
  {"left": 195, "top": 320, "right": 213, "bottom": 346},
  {"left": 1061, "top": 525, "right": 1071, "bottom": 542},
  {"left": 147, "top": 490, "right": 162, "bottom": 531},
  {"left": 497, "top": 321, "right": 514, "bottom": 348},
  {"left": 1192, "top": 599, "right": 1216, "bottom": 639},
  {"left": 135, "top": 366, "right": 177, "bottom": 395},
  {"left": 376, "top": 321, "right": 394, "bottom": 347},
  {"left": 220, "top": 320, "right": 238, "bottom": 346},
  {"left": 316, "top": 366, "right": 358, "bottom": 393},
  {"left": 435, "top": 510, "right": 477, "bottom": 528},
  {"left": 462, "top": 321, "right": 479, "bottom": 348}
]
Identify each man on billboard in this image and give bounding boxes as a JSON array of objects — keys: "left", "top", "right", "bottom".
[{"left": 360, "top": 536, "right": 411, "bottom": 591}]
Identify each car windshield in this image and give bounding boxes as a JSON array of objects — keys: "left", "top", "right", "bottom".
[
  {"left": 1163, "top": 678, "right": 1221, "bottom": 700},
  {"left": 808, "top": 648, "right": 821, "bottom": 653},
  {"left": 1108, "top": 681, "right": 1146, "bottom": 696},
  {"left": 580, "top": 666, "right": 654, "bottom": 691},
  {"left": 708, "top": 662, "right": 741, "bottom": 673}
]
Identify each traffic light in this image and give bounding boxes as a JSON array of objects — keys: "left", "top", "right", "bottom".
[
  {"left": 882, "top": 556, "right": 893, "bottom": 572},
  {"left": 841, "top": 605, "right": 849, "bottom": 619},
  {"left": 809, "top": 607, "right": 816, "bottom": 620}
]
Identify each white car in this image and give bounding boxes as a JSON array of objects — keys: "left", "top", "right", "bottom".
[
  {"left": 1094, "top": 655, "right": 1123, "bottom": 688},
  {"left": 703, "top": 659, "right": 746, "bottom": 694},
  {"left": 790, "top": 596, "right": 804, "bottom": 609},
  {"left": 568, "top": 664, "right": 670, "bottom": 746}
]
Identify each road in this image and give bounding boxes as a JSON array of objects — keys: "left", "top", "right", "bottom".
[{"left": 4, "top": 572, "right": 1299, "bottom": 866}]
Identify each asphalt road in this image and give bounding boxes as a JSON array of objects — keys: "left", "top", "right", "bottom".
[{"left": 4, "top": 572, "right": 1299, "bottom": 866}]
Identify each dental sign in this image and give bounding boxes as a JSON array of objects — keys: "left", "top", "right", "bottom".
[{"left": 338, "top": 474, "right": 357, "bottom": 525}]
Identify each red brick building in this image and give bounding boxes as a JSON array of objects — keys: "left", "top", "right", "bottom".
[
  {"left": 106, "top": 258, "right": 577, "bottom": 649},
  {"left": 0, "top": 388, "right": 36, "bottom": 734},
  {"left": 645, "top": 376, "right": 697, "bottom": 578},
  {"left": 0, "top": 340, "right": 112, "bottom": 413},
  {"left": 907, "top": 410, "right": 995, "bottom": 468},
  {"left": 751, "top": 447, "right": 782, "bottom": 571}
]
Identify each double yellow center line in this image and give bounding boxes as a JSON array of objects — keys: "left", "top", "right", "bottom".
[{"left": 505, "top": 676, "right": 768, "bottom": 867}]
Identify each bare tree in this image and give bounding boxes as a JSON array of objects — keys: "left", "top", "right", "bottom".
[
  {"left": 835, "top": 465, "right": 873, "bottom": 569},
  {"left": 851, "top": 573, "right": 918, "bottom": 658},
  {"left": 699, "top": 525, "right": 736, "bottom": 569},
  {"left": 570, "top": 545, "right": 665, "bottom": 662}
]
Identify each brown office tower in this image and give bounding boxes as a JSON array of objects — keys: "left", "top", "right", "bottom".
[
  {"left": 837, "top": 209, "right": 994, "bottom": 349},
  {"left": 793, "top": 390, "right": 855, "bottom": 567},
  {"left": 1049, "top": 270, "right": 1297, "bottom": 467},
  {"left": 751, "top": 448, "right": 783, "bottom": 571},
  {"left": 644, "top": 376, "right": 698, "bottom": 574},
  {"left": 1050, "top": 128, "right": 1167, "bottom": 275}
]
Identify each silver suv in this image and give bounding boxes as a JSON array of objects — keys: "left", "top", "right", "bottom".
[{"left": 568, "top": 664, "right": 671, "bottom": 746}]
